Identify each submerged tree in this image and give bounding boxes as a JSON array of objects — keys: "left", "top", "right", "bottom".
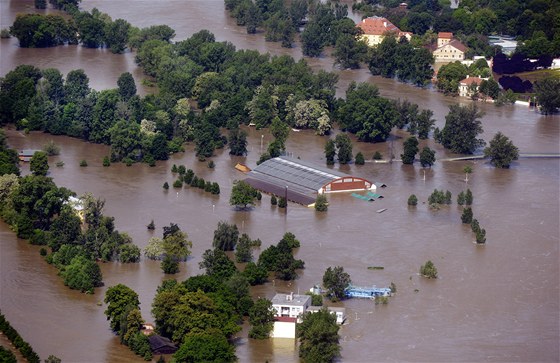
[
  {"left": 483, "top": 132, "right": 519, "bottom": 168},
  {"left": 323, "top": 266, "right": 351, "bottom": 302},
  {"left": 438, "top": 104, "right": 485, "bottom": 154},
  {"left": 298, "top": 309, "right": 341, "bottom": 363}
]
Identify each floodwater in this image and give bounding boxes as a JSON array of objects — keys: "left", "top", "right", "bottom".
[{"left": 1, "top": 1, "right": 559, "bottom": 362}]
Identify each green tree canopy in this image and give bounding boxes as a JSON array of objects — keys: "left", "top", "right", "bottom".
[
  {"left": 298, "top": 309, "right": 340, "bottom": 363},
  {"left": 437, "top": 104, "right": 485, "bottom": 154},
  {"left": 213, "top": 221, "right": 239, "bottom": 251},
  {"left": 322, "top": 266, "right": 351, "bottom": 302},
  {"left": 104, "top": 284, "right": 140, "bottom": 332},
  {"left": 229, "top": 180, "right": 257, "bottom": 208},
  {"left": 534, "top": 77, "right": 560, "bottom": 115},
  {"left": 30, "top": 151, "right": 49, "bottom": 176},
  {"left": 401, "top": 137, "right": 419, "bottom": 165},
  {"left": 483, "top": 132, "right": 519, "bottom": 168},
  {"left": 248, "top": 298, "right": 275, "bottom": 339}
]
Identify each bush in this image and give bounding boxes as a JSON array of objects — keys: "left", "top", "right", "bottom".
[
  {"left": 163, "top": 182, "right": 169, "bottom": 190},
  {"left": 420, "top": 260, "right": 438, "bottom": 278},
  {"left": 171, "top": 164, "right": 178, "bottom": 173},
  {"left": 0, "top": 29, "right": 11, "bottom": 38},
  {"left": 373, "top": 151, "right": 383, "bottom": 160},
  {"left": 211, "top": 182, "right": 220, "bottom": 195},
  {"left": 42, "top": 140, "right": 60, "bottom": 156},
  {"left": 39, "top": 247, "right": 47, "bottom": 256},
  {"left": 407, "top": 194, "right": 418, "bottom": 206},
  {"left": 207, "top": 160, "right": 215, "bottom": 168},
  {"left": 103, "top": 156, "right": 110, "bottom": 167},
  {"left": 79, "top": 159, "right": 88, "bottom": 167},
  {"left": 271, "top": 195, "right": 277, "bottom": 205},
  {"left": 278, "top": 197, "right": 287, "bottom": 208},
  {"left": 118, "top": 244, "right": 141, "bottom": 263},
  {"left": 55, "top": 161, "right": 64, "bottom": 167},
  {"left": 161, "top": 256, "right": 179, "bottom": 274},
  {"left": 147, "top": 220, "right": 155, "bottom": 230},
  {"left": 173, "top": 179, "right": 183, "bottom": 188},
  {"left": 315, "top": 194, "right": 328, "bottom": 211},
  {"left": 355, "top": 152, "right": 365, "bottom": 165},
  {"left": 177, "top": 165, "right": 186, "bottom": 175},
  {"left": 461, "top": 207, "right": 473, "bottom": 224}
]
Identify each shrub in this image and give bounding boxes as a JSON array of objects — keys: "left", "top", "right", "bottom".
[
  {"left": 55, "top": 161, "right": 64, "bottom": 167},
  {"left": 271, "top": 195, "right": 277, "bottom": 205},
  {"left": 407, "top": 194, "right": 418, "bottom": 206},
  {"left": 161, "top": 256, "right": 179, "bottom": 274},
  {"left": 163, "top": 182, "right": 169, "bottom": 190},
  {"left": 315, "top": 194, "right": 328, "bottom": 211},
  {"left": 42, "top": 140, "right": 60, "bottom": 156},
  {"left": 173, "top": 179, "right": 182, "bottom": 188},
  {"left": 103, "top": 156, "right": 110, "bottom": 167},
  {"left": 278, "top": 197, "right": 287, "bottom": 208},
  {"left": 39, "top": 248, "right": 47, "bottom": 256},
  {"left": 207, "top": 160, "right": 215, "bottom": 168},
  {"left": 147, "top": 220, "right": 155, "bottom": 230},
  {"left": 171, "top": 164, "right": 178, "bottom": 173},
  {"left": 461, "top": 207, "right": 473, "bottom": 224},
  {"left": 211, "top": 182, "right": 220, "bottom": 195},
  {"left": 355, "top": 152, "right": 365, "bottom": 165},
  {"left": 373, "top": 151, "right": 383, "bottom": 160},
  {"left": 80, "top": 159, "right": 88, "bottom": 167},
  {"left": 420, "top": 260, "right": 438, "bottom": 278}
]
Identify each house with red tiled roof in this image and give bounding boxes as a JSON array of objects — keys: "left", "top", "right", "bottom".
[
  {"left": 458, "top": 75, "right": 484, "bottom": 97},
  {"left": 431, "top": 32, "right": 468, "bottom": 62},
  {"left": 356, "top": 16, "right": 412, "bottom": 47}
]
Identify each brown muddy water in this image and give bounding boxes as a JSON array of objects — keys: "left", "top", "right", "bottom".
[{"left": 1, "top": 1, "right": 559, "bottom": 362}]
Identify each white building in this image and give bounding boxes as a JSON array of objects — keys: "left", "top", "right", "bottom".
[
  {"left": 307, "top": 306, "right": 347, "bottom": 325},
  {"left": 271, "top": 293, "right": 311, "bottom": 320},
  {"left": 270, "top": 293, "right": 346, "bottom": 338},
  {"left": 270, "top": 293, "right": 311, "bottom": 339}
]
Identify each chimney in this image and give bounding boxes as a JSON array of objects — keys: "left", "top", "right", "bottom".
[{"left": 383, "top": 21, "right": 387, "bottom": 27}]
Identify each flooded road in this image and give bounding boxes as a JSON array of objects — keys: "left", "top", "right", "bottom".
[{"left": 1, "top": 1, "right": 559, "bottom": 362}]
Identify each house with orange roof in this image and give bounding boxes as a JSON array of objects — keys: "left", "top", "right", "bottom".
[
  {"left": 431, "top": 32, "right": 468, "bottom": 62},
  {"left": 356, "top": 16, "right": 412, "bottom": 47},
  {"left": 458, "top": 75, "right": 484, "bottom": 97}
]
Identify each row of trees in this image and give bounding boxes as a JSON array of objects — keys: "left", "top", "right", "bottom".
[
  {"left": 10, "top": 5, "right": 176, "bottom": 54},
  {"left": 0, "top": 311, "right": 41, "bottom": 362}
]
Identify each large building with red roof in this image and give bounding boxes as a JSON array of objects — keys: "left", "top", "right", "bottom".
[{"left": 356, "top": 16, "right": 412, "bottom": 46}]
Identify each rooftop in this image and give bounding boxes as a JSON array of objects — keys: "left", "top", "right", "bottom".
[
  {"left": 245, "top": 156, "right": 347, "bottom": 205},
  {"left": 272, "top": 293, "right": 311, "bottom": 307},
  {"left": 357, "top": 16, "right": 405, "bottom": 36},
  {"left": 460, "top": 76, "right": 484, "bottom": 85}
]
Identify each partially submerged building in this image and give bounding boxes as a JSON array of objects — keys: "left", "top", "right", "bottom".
[
  {"left": 270, "top": 292, "right": 346, "bottom": 338},
  {"left": 244, "top": 156, "right": 376, "bottom": 205},
  {"left": 18, "top": 149, "right": 40, "bottom": 162}
]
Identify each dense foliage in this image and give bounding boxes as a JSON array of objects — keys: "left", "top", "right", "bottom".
[
  {"left": 298, "top": 309, "right": 341, "bottom": 363},
  {"left": 336, "top": 82, "right": 397, "bottom": 142},
  {"left": 436, "top": 104, "right": 485, "bottom": 154},
  {"left": 323, "top": 266, "right": 351, "bottom": 302},
  {"left": 0, "top": 145, "right": 139, "bottom": 292},
  {"left": 483, "top": 132, "right": 519, "bottom": 168},
  {"left": 258, "top": 234, "right": 304, "bottom": 280},
  {"left": 144, "top": 223, "right": 192, "bottom": 273},
  {"left": 152, "top": 272, "right": 252, "bottom": 362},
  {"left": 420, "top": 260, "right": 438, "bottom": 278}
]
